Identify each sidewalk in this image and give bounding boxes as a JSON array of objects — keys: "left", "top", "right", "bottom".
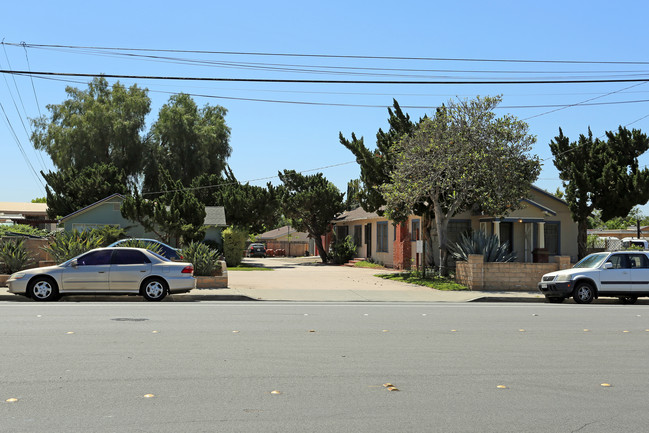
[{"left": 0, "top": 257, "right": 545, "bottom": 303}]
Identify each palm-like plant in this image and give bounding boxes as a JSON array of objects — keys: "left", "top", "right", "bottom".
[
  {"left": 182, "top": 241, "right": 222, "bottom": 276},
  {"left": 449, "top": 230, "right": 517, "bottom": 262},
  {"left": 0, "top": 238, "right": 33, "bottom": 273}
]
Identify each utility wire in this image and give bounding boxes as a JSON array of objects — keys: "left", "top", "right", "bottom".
[
  {"left": 2, "top": 69, "right": 649, "bottom": 85},
  {"left": 140, "top": 160, "right": 359, "bottom": 196},
  {"left": 7, "top": 42, "right": 649, "bottom": 65},
  {"left": 525, "top": 82, "right": 648, "bottom": 121}
]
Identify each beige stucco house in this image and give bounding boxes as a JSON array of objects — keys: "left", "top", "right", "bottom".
[{"left": 331, "top": 186, "right": 578, "bottom": 269}]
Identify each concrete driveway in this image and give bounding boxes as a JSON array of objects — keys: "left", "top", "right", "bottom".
[{"left": 225, "top": 257, "right": 523, "bottom": 302}]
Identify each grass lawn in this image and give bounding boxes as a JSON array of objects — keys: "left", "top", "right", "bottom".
[
  {"left": 228, "top": 264, "right": 274, "bottom": 271},
  {"left": 354, "top": 261, "right": 385, "bottom": 269},
  {"left": 376, "top": 272, "right": 468, "bottom": 291}
]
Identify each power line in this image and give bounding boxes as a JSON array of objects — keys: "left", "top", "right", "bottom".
[
  {"left": 8, "top": 42, "right": 649, "bottom": 65},
  {"left": 2, "top": 69, "right": 649, "bottom": 85},
  {"left": 141, "top": 160, "right": 359, "bottom": 196},
  {"left": 524, "top": 82, "right": 648, "bottom": 121}
]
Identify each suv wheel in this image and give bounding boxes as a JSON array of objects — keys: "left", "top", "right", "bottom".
[{"left": 573, "top": 282, "right": 595, "bottom": 304}]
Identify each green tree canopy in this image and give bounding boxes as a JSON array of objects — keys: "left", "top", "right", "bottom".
[
  {"left": 550, "top": 126, "right": 649, "bottom": 258},
  {"left": 191, "top": 168, "right": 281, "bottom": 234},
  {"left": 144, "top": 93, "right": 231, "bottom": 191},
  {"left": 31, "top": 77, "right": 150, "bottom": 179},
  {"left": 121, "top": 171, "right": 206, "bottom": 246},
  {"left": 278, "top": 170, "right": 345, "bottom": 263},
  {"left": 381, "top": 95, "right": 540, "bottom": 276},
  {"left": 339, "top": 100, "right": 421, "bottom": 213},
  {"left": 41, "top": 163, "right": 128, "bottom": 218}
]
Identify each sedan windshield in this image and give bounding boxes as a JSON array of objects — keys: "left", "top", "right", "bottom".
[{"left": 573, "top": 253, "right": 608, "bottom": 269}]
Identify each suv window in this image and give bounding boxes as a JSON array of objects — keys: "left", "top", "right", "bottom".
[
  {"left": 607, "top": 254, "right": 628, "bottom": 269},
  {"left": 77, "top": 250, "right": 112, "bottom": 266},
  {"left": 112, "top": 250, "right": 151, "bottom": 265},
  {"left": 627, "top": 254, "right": 649, "bottom": 269}
]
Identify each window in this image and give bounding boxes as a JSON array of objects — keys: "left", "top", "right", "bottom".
[
  {"left": 626, "top": 254, "right": 649, "bottom": 269},
  {"left": 377, "top": 222, "right": 388, "bottom": 253},
  {"left": 77, "top": 250, "right": 112, "bottom": 266},
  {"left": 112, "top": 250, "right": 151, "bottom": 265},
  {"left": 411, "top": 219, "right": 420, "bottom": 241},
  {"left": 353, "top": 225, "right": 362, "bottom": 247},
  {"left": 335, "top": 225, "right": 349, "bottom": 240},
  {"left": 544, "top": 223, "right": 559, "bottom": 255},
  {"left": 607, "top": 254, "right": 627, "bottom": 269},
  {"left": 448, "top": 221, "right": 472, "bottom": 244},
  {"left": 499, "top": 222, "right": 514, "bottom": 253}
]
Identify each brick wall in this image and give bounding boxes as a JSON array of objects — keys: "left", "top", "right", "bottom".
[
  {"left": 392, "top": 223, "right": 412, "bottom": 270},
  {"left": 455, "top": 254, "right": 571, "bottom": 291}
]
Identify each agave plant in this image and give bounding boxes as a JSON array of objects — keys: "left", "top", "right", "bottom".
[
  {"left": 182, "top": 242, "right": 222, "bottom": 276},
  {"left": 42, "top": 229, "right": 104, "bottom": 263},
  {"left": 449, "top": 230, "right": 517, "bottom": 262},
  {"left": 0, "top": 238, "right": 33, "bottom": 274}
]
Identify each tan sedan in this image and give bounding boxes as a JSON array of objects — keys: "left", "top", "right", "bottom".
[{"left": 6, "top": 247, "right": 196, "bottom": 301}]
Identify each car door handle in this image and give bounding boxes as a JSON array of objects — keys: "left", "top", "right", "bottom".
[
  {"left": 140, "top": 270, "right": 147, "bottom": 273},
  {"left": 98, "top": 271, "right": 105, "bottom": 274}
]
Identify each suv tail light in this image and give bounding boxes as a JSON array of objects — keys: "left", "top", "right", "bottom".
[{"left": 181, "top": 265, "right": 194, "bottom": 274}]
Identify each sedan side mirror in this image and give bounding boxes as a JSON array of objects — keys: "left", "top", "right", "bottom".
[
  {"left": 70, "top": 259, "right": 78, "bottom": 268},
  {"left": 604, "top": 262, "right": 613, "bottom": 269}
]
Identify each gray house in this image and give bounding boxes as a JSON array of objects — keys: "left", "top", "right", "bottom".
[{"left": 59, "top": 194, "right": 227, "bottom": 247}]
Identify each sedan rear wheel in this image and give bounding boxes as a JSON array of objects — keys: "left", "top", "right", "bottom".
[
  {"left": 142, "top": 278, "right": 167, "bottom": 302},
  {"left": 573, "top": 282, "right": 595, "bottom": 304},
  {"left": 29, "top": 277, "right": 59, "bottom": 302}
]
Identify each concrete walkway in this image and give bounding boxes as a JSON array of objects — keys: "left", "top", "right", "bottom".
[{"left": 0, "top": 257, "right": 546, "bottom": 303}]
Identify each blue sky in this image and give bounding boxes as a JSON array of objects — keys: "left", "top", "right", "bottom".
[{"left": 2, "top": 0, "right": 649, "bottom": 214}]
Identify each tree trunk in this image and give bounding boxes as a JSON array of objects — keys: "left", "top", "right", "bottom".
[
  {"left": 433, "top": 201, "right": 450, "bottom": 277},
  {"left": 577, "top": 219, "right": 588, "bottom": 260},
  {"left": 312, "top": 233, "right": 329, "bottom": 263}
]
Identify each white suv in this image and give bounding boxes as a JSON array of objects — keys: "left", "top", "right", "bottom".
[{"left": 538, "top": 251, "right": 649, "bottom": 304}]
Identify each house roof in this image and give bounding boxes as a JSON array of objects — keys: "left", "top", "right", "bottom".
[
  {"left": 333, "top": 207, "right": 380, "bottom": 223},
  {"left": 0, "top": 202, "right": 49, "bottom": 216},
  {"left": 258, "top": 225, "right": 309, "bottom": 241},
  {"left": 204, "top": 206, "right": 227, "bottom": 226},
  {"left": 61, "top": 194, "right": 227, "bottom": 227},
  {"left": 530, "top": 185, "right": 568, "bottom": 206},
  {"left": 60, "top": 194, "right": 124, "bottom": 222},
  {"left": 520, "top": 198, "right": 557, "bottom": 216}
]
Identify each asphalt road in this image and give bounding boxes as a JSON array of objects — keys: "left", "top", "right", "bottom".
[{"left": 2, "top": 302, "right": 649, "bottom": 432}]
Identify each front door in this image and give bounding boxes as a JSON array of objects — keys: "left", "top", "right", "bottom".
[
  {"left": 61, "top": 249, "right": 112, "bottom": 292},
  {"left": 365, "top": 223, "right": 372, "bottom": 258}
]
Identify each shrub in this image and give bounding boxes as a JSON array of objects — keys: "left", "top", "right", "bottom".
[
  {"left": 0, "top": 238, "right": 33, "bottom": 273},
  {"left": 448, "top": 230, "right": 517, "bottom": 263},
  {"left": 42, "top": 229, "right": 104, "bottom": 263},
  {"left": 0, "top": 224, "right": 49, "bottom": 238},
  {"left": 202, "top": 239, "right": 222, "bottom": 252},
  {"left": 331, "top": 235, "right": 358, "bottom": 264},
  {"left": 183, "top": 241, "right": 222, "bottom": 276},
  {"left": 94, "top": 225, "right": 128, "bottom": 246},
  {"left": 223, "top": 227, "right": 247, "bottom": 267}
]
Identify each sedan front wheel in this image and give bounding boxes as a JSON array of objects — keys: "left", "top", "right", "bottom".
[{"left": 29, "top": 277, "right": 59, "bottom": 302}]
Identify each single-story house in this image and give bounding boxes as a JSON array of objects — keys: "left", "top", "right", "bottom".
[
  {"left": 59, "top": 194, "right": 227, "bottom": 248},
  {"left": 331, "top": 186, "right": 578, "bottom": 269},
  {"left": 0, "top": 202, "right": 58, "bottom": 231},
  {"left": 257, "top": 225, "right": 314, "bottom": 256}
]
